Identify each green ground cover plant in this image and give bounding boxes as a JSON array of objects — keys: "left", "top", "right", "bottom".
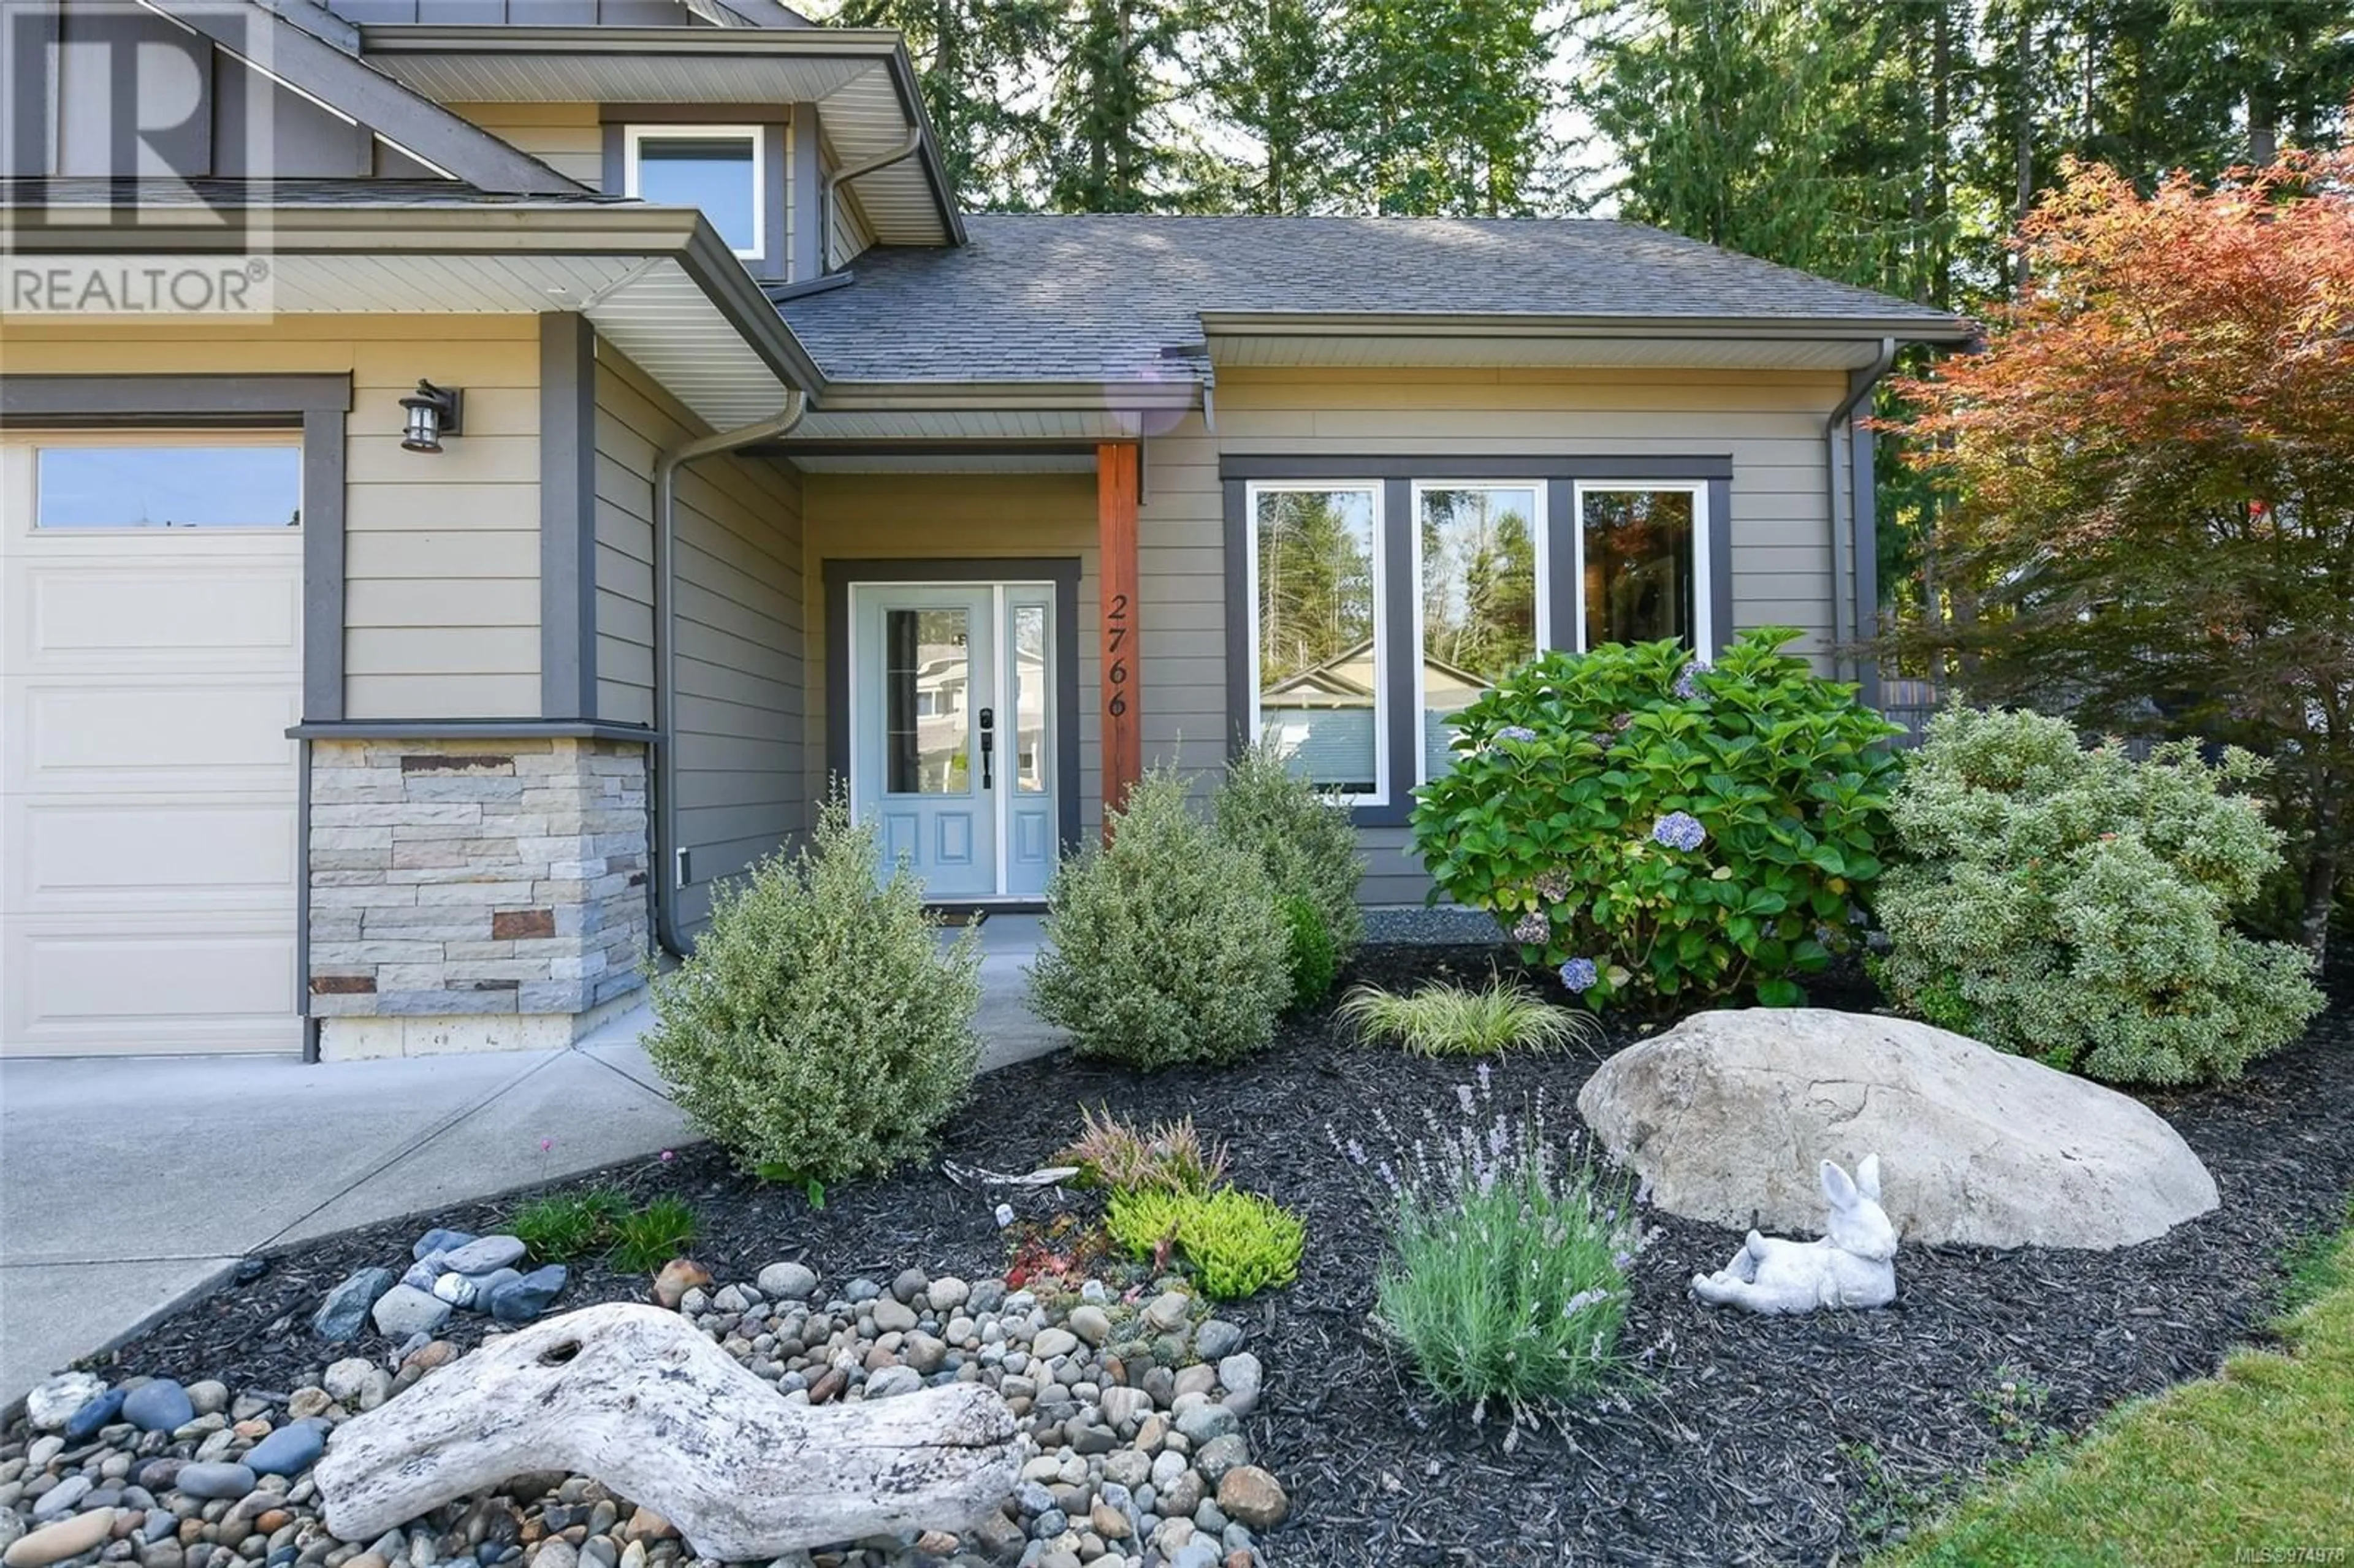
[
  {"left": 1337, "top": 976, "right": 1598, "bottom": 1056},
  {"left": 1104, "top": 1185, "right": 1305, "bottom": 1300},
  {"left": 508, "top": 1189, "right": 628, "bottom": 1263},
  {"left": 608, "top": 1195, "right": 699, "bottom": 1274}
]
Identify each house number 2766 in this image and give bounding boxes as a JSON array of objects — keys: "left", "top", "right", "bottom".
[{"left": 1106, "top": 593, "right": 1130, "bottom": 718}]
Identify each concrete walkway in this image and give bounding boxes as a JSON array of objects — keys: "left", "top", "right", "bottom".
[{"left": 0, "top": 916, "right": 1062, "bottom": 1409}]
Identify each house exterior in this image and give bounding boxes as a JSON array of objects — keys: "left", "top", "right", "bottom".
[{"left": 0, "top": 0, "right": 1971, "bottom": 1060}]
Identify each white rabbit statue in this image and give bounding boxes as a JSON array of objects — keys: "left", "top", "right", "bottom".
[{"left": 1691, "top": 1155, "right": 1898, "bottom": 1314}]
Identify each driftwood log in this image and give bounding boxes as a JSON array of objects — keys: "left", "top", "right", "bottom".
[{"left": 315, "top": 1303, "right": 1020, "bottom": 1556}]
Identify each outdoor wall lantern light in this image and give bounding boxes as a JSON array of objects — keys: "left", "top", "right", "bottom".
[{"left": 398, "top": 380, "right": 464, "bottom": 453}]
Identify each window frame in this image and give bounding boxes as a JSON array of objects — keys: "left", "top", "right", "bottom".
[
  {"left": 1407, "top": 478, "right": 1548, "bottom": 788},
  {"left": 1243, "top": 478, "right": 1390, "bottom": 808},
  {"left": 1570, "top": 478, "right": 1713, "bottom": 658},
  {"left": 622, "top": 123, "right": 766, "bottom": 262},
  {"left": 24, "top": 430, "right": 306, "bottom": 534}
]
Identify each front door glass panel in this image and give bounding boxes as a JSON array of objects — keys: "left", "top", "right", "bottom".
[{"left": 885, "top": 607, "right": 973, "bottom": 795}]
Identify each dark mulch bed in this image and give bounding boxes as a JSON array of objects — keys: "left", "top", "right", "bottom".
[{"left": 94, "top": 948, "right": 2354, "bottom": 1568}]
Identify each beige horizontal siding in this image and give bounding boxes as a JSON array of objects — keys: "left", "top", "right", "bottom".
[
  {"left": 0, "top": 316, "right": 542, "bottom": 721},
  {"left": 799, "top": 471, "right": 1102, "bottom": 832},
  {"left": 593, "top": 343, "right": 805, "bottom": 934},
  {"left": 447, "top": 102, "right": 603, "bottom": 186}
]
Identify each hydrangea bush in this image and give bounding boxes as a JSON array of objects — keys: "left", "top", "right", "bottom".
[
  {"left": 1411, "top": 630, "right": 1903, "bottom": 1008},
  {"left": 1873, "top": 706, "right": 2324, "bottom": 1084}
]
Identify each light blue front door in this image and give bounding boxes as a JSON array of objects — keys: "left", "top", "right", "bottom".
[{"left": 849, "top": 582, "right": 1059, "bottom": 900}]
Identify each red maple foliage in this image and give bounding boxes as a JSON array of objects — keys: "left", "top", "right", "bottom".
[{"left": 1888, "top": 148, "right": 2354, "bottom": 956}]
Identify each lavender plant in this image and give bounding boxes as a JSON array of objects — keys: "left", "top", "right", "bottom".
[{"left": 1336, "top": 1065, "right": 1647, "bottom": 1410}]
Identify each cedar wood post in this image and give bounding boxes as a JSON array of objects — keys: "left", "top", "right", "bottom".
[{"left": 1097, "top": 442, "right": 1142, "bottom": 831}]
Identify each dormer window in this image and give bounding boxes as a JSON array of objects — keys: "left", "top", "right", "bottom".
[{"left": 623, "top": 124, "right": 764, "bottom": 261}]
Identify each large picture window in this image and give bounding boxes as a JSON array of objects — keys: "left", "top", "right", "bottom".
[
  {"left": 1414, "top": 482, "right": 1542, "bottom": 782},
  {"left": 1248, "top": 482, "right": 1384, "bottom": 799},
  {"left": 1576, "top": 483, "right": 1707, "bottom": 652},
  {"left": 1234, "top": 463, "right": 1720, "bottom": 817}
]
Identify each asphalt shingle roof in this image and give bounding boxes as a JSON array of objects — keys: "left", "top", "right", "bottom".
[{"left": 779, "top": 213, "right": 1966, "bottom": 386}]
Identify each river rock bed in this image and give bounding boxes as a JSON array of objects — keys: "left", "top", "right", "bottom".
[{"left": 3, "top": 1263, "right": 1273, "bottom": 1568}]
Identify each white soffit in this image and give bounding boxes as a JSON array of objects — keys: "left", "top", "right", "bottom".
[
  {"left": 365, "top": 51, "right": 944, "bottom": 245},
  {"left": 786, "top": 408, "right": 1148, "bottom": 442},
  {"left": 786, "top": 453, "right": 1098, "bottom": 474},
  {"left": 12, "top": 252, "right": 787, "bottom": 429},
  {"left": 1205, "top": 333, "right": 1891, "bottom": 371}
]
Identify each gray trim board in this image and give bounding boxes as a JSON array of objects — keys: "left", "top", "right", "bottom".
[
  {"left": 1, "top": 373, "right": 350, "bottom": 419},
  {"left": 1219, "top": 455, "right": 1735, "bottom": 482},
  {"left": 1852, "top": 414, "right": 1881, "bottom": 707},
  {"left": 296, "top": 736, "right": 313, "bottom": 1030},
  {"left": 302, "top": 405, "right": 348, "bottom": 721},
  {"left": 821, "top": 558, "right": 1083, "bottom": 861},
  {"left": 539, "top": 314, "right": 596, "bottom": 720},
  {"left": 287, "top": 720, "right": 659, "bottom": 743},
  {"left": 0, "top": 373, "right": 354, "bottom": 721},
  {"left": 790, "top": 102, "right": 821, "bottom": 283},
  {"left": 1708, "top": 476, "right": 1734, "bottom": 658}
]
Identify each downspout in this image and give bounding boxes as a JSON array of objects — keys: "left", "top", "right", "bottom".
[
  {"left": 650, "top": 394, "right": 809, "bottom": 957},
  {"left": 818, "top": 132, "right": 923, "bottom": 268},
  {"left": 1826, "top": 338, "right": 1897, "bottom": 680}
]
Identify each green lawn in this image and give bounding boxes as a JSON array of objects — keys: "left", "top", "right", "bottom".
[{"left": 1880, "top": 1216, "right": 2354, "bottom": 1568}]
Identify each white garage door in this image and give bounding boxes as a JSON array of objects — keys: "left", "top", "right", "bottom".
[{"left": 0, "top": 434, "right": 305, "bottom": 1056}]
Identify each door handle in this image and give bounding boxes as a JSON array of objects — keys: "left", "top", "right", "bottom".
[{"left": 978, "top": 706, "right": 994, "bottom": 790}]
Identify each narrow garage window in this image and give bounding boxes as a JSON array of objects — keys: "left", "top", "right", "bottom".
[
  {"left": 1247, "top": 482, "right": 1384, "bottom": 802},
  {"left": 35, "top": 442, "right": 302, "bottom": 530}
]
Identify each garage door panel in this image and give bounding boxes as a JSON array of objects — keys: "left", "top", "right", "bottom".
[
  {"left": 15, "top": 799, "right": 298, "bottom": 912},
  {"left": 1, "top": 443, "right": 303, "bottom": 1055},
  {"left": 23, "top": 565, "right": 302, "bottom": 671},
  {"left": 1, "top": 921, "right": 299, "bottom": 1055},
  {"left": 11, "top": 682, "right": 302, "bottom": 790}
]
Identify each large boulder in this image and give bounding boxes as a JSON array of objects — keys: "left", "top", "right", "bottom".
[{"left": 1577, "top": 1008, "right": 2217, "bottom": 1249}]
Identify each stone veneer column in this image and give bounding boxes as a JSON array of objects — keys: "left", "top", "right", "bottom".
[{"left": 307, "top": 737, "right": 651, "bottom": 1059}]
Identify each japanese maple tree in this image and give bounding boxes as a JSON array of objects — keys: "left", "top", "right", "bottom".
[{"left": 1891, "top": 149, "right": 2354, "bottom": 960}]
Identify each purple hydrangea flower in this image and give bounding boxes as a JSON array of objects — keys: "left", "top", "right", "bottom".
[
  {"left": 1672, "top": 661, "right": 1702, "bottom": 700},
  {"left": 1510, "top": 910, "right": 1549, "bottom": 945},
  {"left": 1536, "top": 870, "right": 1572, "bottom": 902},
  {"left": 1651, "top": 811, "right": 1707, "bottom": 851},
  {"left": 1492, "top": 724, "right": 1538, "bottom": 745},
  {"left": 1560, "top": 957, "right": 1599, "bottom": 992}
]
